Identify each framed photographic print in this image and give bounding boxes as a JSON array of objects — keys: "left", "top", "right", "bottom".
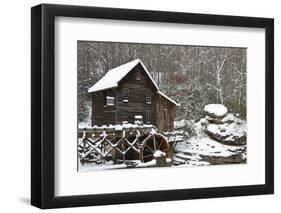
[{"left": 31, "top": 3, "right": 274, "bottom": 209}]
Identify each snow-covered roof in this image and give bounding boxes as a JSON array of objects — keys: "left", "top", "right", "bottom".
[
  {"left": 88, "top": 59, "right": 159, "bottom": 93},
  {"left": 157, "top": 91, "right": 180, "bottom": 106},
  {"left": 88, "top": 59, "right": 179, "bottom": 106}
]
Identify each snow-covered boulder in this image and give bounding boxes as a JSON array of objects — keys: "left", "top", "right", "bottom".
[
  {"left": 204, "top": 104, "right": 228, "bottom": 118},
  {"left": 222, "top": 113, "right": 242, "bottom": 124},
  {"left": 205, "top": 115, "right": 224, "bottom": 124},
  {"left": 206, "top": 122, "right": 246, "bottom": 145}
]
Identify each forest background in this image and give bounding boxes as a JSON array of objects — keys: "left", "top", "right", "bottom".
[{"left": 77, "top": 41, "right": 247, "bottom": 123}]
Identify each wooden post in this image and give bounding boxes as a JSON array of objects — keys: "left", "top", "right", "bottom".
[{"left": 153, "top": 150, "right": 167, "bottom": 167}]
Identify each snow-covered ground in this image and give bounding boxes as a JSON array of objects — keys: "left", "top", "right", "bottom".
[
  {"left": 78, "top": 104, "right": 246, "bottom": 170},
  {"left": 172, "top": 111, "right": 247, "bottom": 167},
  {"left": 173, "top": 136, "right": 246, "bottom": 166},
  {"left": 79, "top": 159, "right": 173, "bottom": 171}
]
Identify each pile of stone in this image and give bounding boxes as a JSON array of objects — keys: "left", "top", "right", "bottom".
[
  {"left": 204, "top": 104, "right": 228, "bottom": 124},
  {"left": 204, "top": 104, "right": 246, "bottom": 145}
]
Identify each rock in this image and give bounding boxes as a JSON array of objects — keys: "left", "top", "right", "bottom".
[
  {"left": 199, "top": 117, "right": 208, "bottom": 126},
  {"left": 200, "top": 153, "right": 246, "bottom": 164},
  {"left": 222, "top": 113, "right": 241, "bottom": 124},
  {"left": 205, "top": 115, "right": 224, "bottom": 124},
  {"left": 206, "top": 123, "right": 247, "bottom": 145},
  {"left": 204, "top": 104, "right": 228, "bottom": 118},
  {"left": 206, "top": 124, "right": 226, "bottom": 141},
  {"left": 173, "top": 160, "right": 183, "bottom": 166},
  {"left": 224, "top": 135, "right": 247, "bottom": 145}
]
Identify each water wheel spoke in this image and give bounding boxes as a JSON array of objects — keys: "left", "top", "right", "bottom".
[
  {"left": 142, "top": 154, "right": 153, "bottom": 158},
  {"left": 144, "top": 148, "right": 154, "bottom": 154},
  {"left": 157, "top": 139, "right": 163, "bottom": 150},
  {"left": 153, "top": 135, "right": 157, "bottom": 150},
  {"left": 140, "top": 133, "right": 169, "bottom": 163},
  {"left": 144, "top": 143, "right": 154, "bottom": 153}
]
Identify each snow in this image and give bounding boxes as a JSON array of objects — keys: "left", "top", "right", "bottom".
[
  {"left": 207, "top": 124, "right": 221, "bottom": 135},
  {"left": 150, "top": 128, "right": 157, "bottom": 135},
  {"left": 157, "top": 91, "right": 180, "bottom": 106},
  {"left": 78, "top": 105, "right": 246, "bottom": 170},
  {"left": 164, "top": 130, "right": 184, "bottom": 135},
  {"left": 79, "top": 160, "right": 158, "bottom": 171},
  {"left": 135, "top": 120, "right": 143, "bottom": 125},
  {"left": 137, "top": 160, "right": 157, "bottom": 168},
  {"left": 79, "top": 162, "right": 127, "bottom": 171},
  {"left": 188, "top": 161, "right": 210, "bottom": 166},
  {"left": 81, "top": 123, "right": 156, "bottom": 131},
  {"left": 175, "top": 152, "right": 202, "bottom": 161},
  {"left": 79, "top": 121, "right": 92, "bottom": 128},
  {"left": 222, "top": 113, "right": 242, "bottom": 124},
  {"left": 134, "top": 115, "right": 144, "bottom": 125},
  {"left": 153, "top": 150, "right": 166, "bottom": 158},
  {"left": 88, "top": 59, "right": 159, "bottom": 93},
  {"left": 164, "top": 130, "right": 186, "bottom": 142},
  {"left": 174, "top": 119, "right": 188, "bottom": 129},
  {"left": 174, "top": 117, "right": 246, "bottom": 159},
  {"left": 172, "top": 113, "right": 246, "bottom": 167},
  {"left": 134, "top": 115, "right": 143, "bottom": 119},
  {"left": 175, "top": 136, "right": 245, "bottom": 158},
  {"left": 204, "top": 104, "right": 228, "bottom": 117},
  {"left": 78, "top": 103, "right": 92, "bottom": 128},
  {"left": 166, "top": 135, "right": 184, "bottom": 143},
  {"left": 206, "top": 121, "right": 246, "bottom": 143},
  {"left": 175, "top": 160, "right": 210, "bottom": 167},
  {"left": 114, "top": 125, "right": 123, "bottom": 131},
  {"left": 173, "top": 151, "right": 211, "bottom": 167}
]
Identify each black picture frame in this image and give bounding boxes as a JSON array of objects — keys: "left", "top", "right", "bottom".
[{"left": 31, "top": 3, "right": 274, "bottom": 209}]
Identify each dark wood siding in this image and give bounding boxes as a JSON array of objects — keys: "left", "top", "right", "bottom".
[
  {"left": 90, "top": 62, "right": 176, "bottom": 132},
  {"left": 156, "top": 94, "right": 176, "bottom": 132},
  {"left": 91, "top": 89, "right": 116, "bottom": 126},
  {"left": 115, "top": 64, "right": 157, "bottom": 125}
]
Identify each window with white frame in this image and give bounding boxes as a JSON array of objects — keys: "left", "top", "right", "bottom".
[
  {"left": 106, "top": 96, "right": 115, "bottom": 106},
  {"left": 146, "top": 91, "right": 151, "bottom": 104},
  {"left": 122, "top": 88, "right": 129, "bottom": 102}
]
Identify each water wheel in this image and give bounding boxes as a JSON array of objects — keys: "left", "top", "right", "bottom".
[{"left": 140, "top": 133, "right": 169, "bottom": 163}]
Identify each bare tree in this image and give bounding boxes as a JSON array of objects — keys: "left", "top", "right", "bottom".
[
  {"left": 77, "top": 41, "right": 247, "bottom": 122},
  {"left": 206, "top": 58, "right": 226, "bottom": 104}
]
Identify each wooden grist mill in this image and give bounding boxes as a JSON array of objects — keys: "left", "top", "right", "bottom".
[{"left": 78, "top": 124, "right": 172, "bottom": 169}]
